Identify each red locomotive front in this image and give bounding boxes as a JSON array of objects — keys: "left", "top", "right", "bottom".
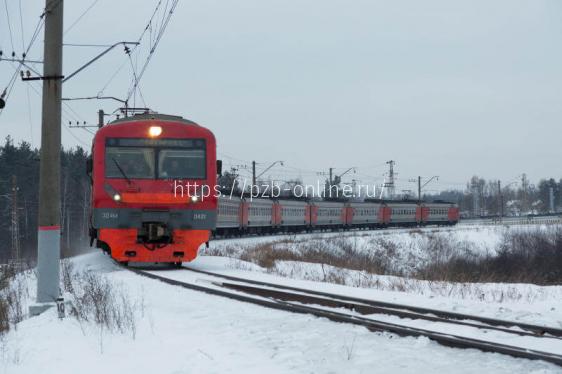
[{"left": 88, "top": 113, "right": 218, "bottom": 265}]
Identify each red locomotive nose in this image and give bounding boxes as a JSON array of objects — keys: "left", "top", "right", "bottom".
[{"left": 88, "top": 113, "right": 218, "bottom": 265}]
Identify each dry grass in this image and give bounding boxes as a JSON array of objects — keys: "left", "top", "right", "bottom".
[
  {"left": 235, "top": 237, "right": 389, "bottom": 275},
  {"left": 208, "top": 227, "right": 562, "bottom": 291},
  {"left": 61, "top": 260, "right": 140, "bottom": 338},
  {"left": 417, "top": 229, "right": 562, "bottom": 285},
  {"left": 0, "top": 266, "right": 10, "bottom": 334},
  {"left": 0, "top": 264, "right": 29, "bottom": 336}
]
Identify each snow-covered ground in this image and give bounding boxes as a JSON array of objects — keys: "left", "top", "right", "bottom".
[
  {"left": 1, "top": 224, "right": 562, "bottom": 373},
  {"left": 207, "top": 224, "right": 551, "bottom": 275},
  {"left": 151, "top": 257, "right": 562, "bottom": 355},
  {"left": 186, "top": 256, "right": 562, "bottom": 327},
  {"left": 207, "top": 224, "right": 561, "bottom": 287}
]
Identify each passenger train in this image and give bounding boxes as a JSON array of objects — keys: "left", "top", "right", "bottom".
[
  {"left": 215, "top": 197, "right": 459, "bottom": 236},
  {"left": 88, "top": 113, "right": 459, "bottom": 265}
]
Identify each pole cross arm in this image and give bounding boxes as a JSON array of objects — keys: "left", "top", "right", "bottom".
[
  {"left": 256, "top": 161, "right": 284, "bottom": 180},
  {"left": 421, "top": 176, "right": 439, "bottom": 189},
  {"left": 62, "top": 95, "right": 128, "bottom": 104},
  {"left": 22, "top": 75, "right": 64, "bottom": 81},
  {"left": 62, "top": 41, "right": 139, "bottom": 83},
  {"left": 337, "top": 167, "right": 356, "bottom": 179}
]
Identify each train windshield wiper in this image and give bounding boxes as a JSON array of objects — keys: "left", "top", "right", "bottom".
[{"left": 112, "top": 158, "right": 132, "bottom": 184}]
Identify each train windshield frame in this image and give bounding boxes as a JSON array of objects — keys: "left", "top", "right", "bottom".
[{"left": 104, "top": 137, "right": 207, "bottom": 180}]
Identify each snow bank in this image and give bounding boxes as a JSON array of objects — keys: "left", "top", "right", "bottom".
[{"left": 1, "top": 252, "right": 560, "bottom": 373}]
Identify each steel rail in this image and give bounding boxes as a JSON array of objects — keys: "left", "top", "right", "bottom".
[
  {"left": 181, "top": 266, "right": 562, "bottom": 338},
  {"left": 212, "top": 280, "right": 557, "bottom": 339},
  {"left": 128, "top": 267, "right": 562, "bottom": 367}
]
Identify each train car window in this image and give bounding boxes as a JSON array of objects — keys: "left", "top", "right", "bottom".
[
  {"left": 105, "top": 147, "right": 155, "bottom": 179},
  {"left": 159, "top": 149, "right": 206, "bottom": 179}
]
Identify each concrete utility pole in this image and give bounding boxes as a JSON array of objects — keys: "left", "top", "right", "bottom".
[
  {"left": 11, "top": 175, "right": 20, "bottom": 266},
  {"left": 521, "top": 173, "right": 528, "bottom": 213},
  {"left": 416, "top": 176, "right": 438, "bottom": 203},
  {"left": 384, "top": 160, "right": 396, "bottom": 199},
  {"left": 252, "top": 161, "right": 256, "bottom": 194},
  {"left": 250, "top": 160, "right": 283, "bottom": 195},
  {"left": 498, "top": 181, "right": 503, "bottom": 219},
  {"left": 472, "top": 182, "right": 480, "bottom": 217},
  {"left": 31, "top": 0, "right": 64, "bottom": 316},
  {"left": 98, "top": 109, "right": 105, "bottom": 128}
]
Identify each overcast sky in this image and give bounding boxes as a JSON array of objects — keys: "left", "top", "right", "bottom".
[{"left": 1, "top": 0, "right": 561, "bottom": 192}]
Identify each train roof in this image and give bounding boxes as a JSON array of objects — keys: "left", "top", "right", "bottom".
[
  {"left": 108, "top": 113, "right": 198, "bottom": 126},
  {"left": 365, "top": 198, "right": 419, "bottom": 204},
  {"left": 363, "top": 198, "right": 456, "bottom": 205}
]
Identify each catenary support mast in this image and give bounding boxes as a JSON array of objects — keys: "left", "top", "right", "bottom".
[{"left": 31, "top": 0, "right": 64, "bottom": 315}]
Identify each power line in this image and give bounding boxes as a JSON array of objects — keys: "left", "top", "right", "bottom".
[
  {"left": 64, "top": 0, "right": 100, "bottom": 35},
  {"left": 65, "top": 0, "right": 179, "bottom": 114},
  {"left": 97, "top": 58, "right": 128, "bottom": 95},
  {"left": 218, "top": 152, "right": 252, "bottom": 164},
  {"left": 122, "top": 0, "right": 165, "bottom": 104},
  {"left": 3, "top": 0, "right": 15, "bottom": 54},
  {"left": 126, "top": 0, "right": 179, "bottom": 103},
  {"left": 135, "top": 0, "right": 164, "bottom": 45},
  {"left": 24, "top": 79, "right": 90, "bottom": 147},
  {"left": 18, "top": 0, "right": 25, "bottom": 51},
  {"left": 25, "top": 84, "right": 34, "bottom": 144},
  {"left": 17, "top": 0, "right": 34, "bottom": 142},
  {"left": 64, "top": 43, "right": 114, "bottom": 48},
  {"left": 127, "top": 52, "right": 146, "bottom": 108},
  {"left": 0, "top": 10, "right": 45, "bottom": 117}
]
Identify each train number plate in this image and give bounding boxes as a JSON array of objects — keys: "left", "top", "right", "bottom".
[
  {"left": 193, "top": 213, "right": 207, "bottom": 220},
  {"left": 102, "top": 212, "right": 118, "bottom": 219}
]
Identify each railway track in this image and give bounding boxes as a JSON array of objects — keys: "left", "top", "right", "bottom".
[
  {"left": 127, "top": 265, "right": 562, "bottom": 367},
  {"left": 182, "top": 266, "right": 562, "bottom": 338}
]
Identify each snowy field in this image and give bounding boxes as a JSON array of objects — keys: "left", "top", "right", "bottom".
[
  {"left": 1, "top": 224, "right": 562, "bottom": 373},
  {"left": 205, "top": 224, "right": 562, "bottom": 300},
  {"left": 207, "top": 224, "right": 507, "bottom": 275}
]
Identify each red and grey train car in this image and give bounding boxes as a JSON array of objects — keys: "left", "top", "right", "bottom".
[
  {"left": 214, "top": 197, "right": 459, "bottom": 236},
  {"left": 88, "top": 113, "right": 219, "bottom": 265}
]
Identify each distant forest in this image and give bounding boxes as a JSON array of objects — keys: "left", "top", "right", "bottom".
[
  {"left": 426, "top": 174, "right": 561, "bottom": 218},
  {"left": 0, "top": 136, "right": 560, "bottom": 263},
  {"left": 0, "top": 136, "right": 90, "bottom": 263}
]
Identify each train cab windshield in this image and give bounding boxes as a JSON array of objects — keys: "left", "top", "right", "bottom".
[
  {"left": 104, "top": 137, "right": 206, "bottom": 180},
  {"left": 106, "top": 147, "right": 155, "bottom": 179},
  {"left": 158, "top": 149, "right": 205, "bottom": 179}
]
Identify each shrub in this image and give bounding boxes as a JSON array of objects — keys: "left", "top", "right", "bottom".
[
  {"left": 0, "top": 264, "right": 28, "bottom": 335},
  {"left": 208, "top": 227, "right": 562, "bottom": 287},
  {"left": 416, "top": 229, "right": 562, "bottom": 285},
  {"left": 61, "top": 260, "right": 138, "bottom": 337},
  {"left": 237, "top": 239, "right": 388, "bottom": 275}
]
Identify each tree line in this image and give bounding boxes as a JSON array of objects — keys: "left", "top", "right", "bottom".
[
  {"left": 0, "top": 136, "right": 90, "bottom": 263},
  {"left": 426, "top": 174, "right": 561, "bottom": 217}
]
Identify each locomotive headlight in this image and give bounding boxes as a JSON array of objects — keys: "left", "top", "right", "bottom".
[
  {"left": 148, "top": 126, "right": 162, "bottom": 137},
  {"left": 113, "top": 193, "right": 122, "bottom": 202}
]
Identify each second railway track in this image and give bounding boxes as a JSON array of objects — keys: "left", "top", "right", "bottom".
[
  {"left": 126, "top": 265, "right": 562, "bottom": 367},
  {"left": 181, "top": 266, "right": 562, "bottom": 338}
]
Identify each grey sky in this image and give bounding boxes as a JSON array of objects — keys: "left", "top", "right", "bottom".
[{"left": 1, "top": 0, "right": 561, "bottom": 192}]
